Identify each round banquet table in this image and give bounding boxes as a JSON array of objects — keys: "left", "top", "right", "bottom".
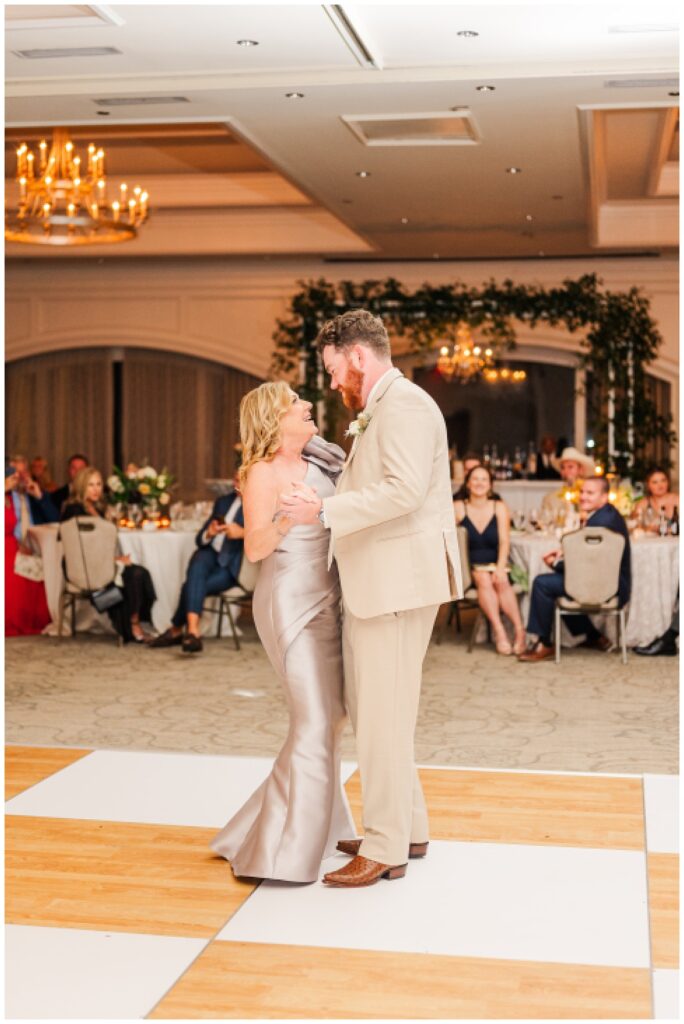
[
  {"left": 509, "top": 530, "right": 679, "bottom": 648},
  {"left": 28, "top": 522, "right": 233, "bottom": 638},
  {"left": 116, "top": 527, "right": 201, "bottom": 633}
]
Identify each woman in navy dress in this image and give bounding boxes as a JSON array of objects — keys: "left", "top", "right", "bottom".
[{"left": 454, "top": 464, "right": 526, "bottom": 655}]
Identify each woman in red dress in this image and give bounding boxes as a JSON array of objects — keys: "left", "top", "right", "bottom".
[{"left": 5, "top": 467, "right": 52, "bottom": 637}]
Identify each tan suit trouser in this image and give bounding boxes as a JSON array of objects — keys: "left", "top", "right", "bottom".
[{"left": 342, "top": 601, "right": 439, "bottom": 866}]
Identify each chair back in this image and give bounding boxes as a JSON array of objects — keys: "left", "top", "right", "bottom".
[
  {"left": 561, "top": 526, "right": 624, "bottom": 606},
  {"left": 237, "top": 554, "right": 260, "bottom": 594},
  {"left": 60, "top": 516, "right": 118, "bottom": 591},
  {"left": 456, "top": 524, "right": 473, "bottom": 593}
]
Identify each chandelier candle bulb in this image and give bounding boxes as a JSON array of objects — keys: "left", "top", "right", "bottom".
[
  {"left": 111, "top": 200, "right": 120, "bottom": 221},
  {"left": 39, "top": 140, "right": 47, "bottom": 171},
  {"left": 26, "top": 153, "right": 34, "bottom": 178}
]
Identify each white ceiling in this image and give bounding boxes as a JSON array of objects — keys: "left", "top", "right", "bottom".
[{"left": 4, "top": 1, "right": 680, "bottom": 260}]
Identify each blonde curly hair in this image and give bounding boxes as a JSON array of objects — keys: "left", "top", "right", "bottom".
[{"left": 238, "top": 381, "right": 294, "bottom": 491}]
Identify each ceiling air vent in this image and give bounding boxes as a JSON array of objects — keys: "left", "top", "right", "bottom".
[
  {"left": 342, "top": 110, "right": 481, "bottom": 147},
  {"left": 94, "top": 96, "right": 190, "bottom": 107},
  {"left": 604, "top": 77, "right": 679, "bottom": 88},
  {"left": 13, "top": 46, "right": 122, "bottom": 59}
]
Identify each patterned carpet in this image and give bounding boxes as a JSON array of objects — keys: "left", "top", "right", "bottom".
[{"left": 5, "top": 616, "right": 678, "bottom": 774}]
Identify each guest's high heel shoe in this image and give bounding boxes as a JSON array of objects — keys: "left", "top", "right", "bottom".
[
  {"left": 494, "top": 629, "right": 512, "bottom": 656},
  {"left": 513, "top": 633, "right": 527, "bottom": 656}
]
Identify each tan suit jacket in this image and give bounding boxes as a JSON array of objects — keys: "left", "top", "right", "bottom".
[{"left": 323, "top": 368, "right": 463, "bottom": 619}]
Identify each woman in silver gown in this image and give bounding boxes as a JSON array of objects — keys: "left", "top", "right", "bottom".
[{"left": 211, "top": 382, "right": 355, "bottom": 883}]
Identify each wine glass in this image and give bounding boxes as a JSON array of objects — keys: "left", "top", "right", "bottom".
[
  {"left": 512, "top": 509, "right": 526, "bottom": 532},
  {"left": 528, "top": 507, "right": 539, "bottom": 531}
]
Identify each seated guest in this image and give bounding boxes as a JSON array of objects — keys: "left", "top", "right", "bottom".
[
  {"left": 633, "top": 467, "right": 678, "bottom": 529},
  {"left": 51, "top": 453, "right": 89, "bottom": 516},
  {"left": 541, "top": 446, "right": 595, "bottom": 518},
  {"left": 8, "top": 453, "right": 60, "bottom": 536},
  {"left": 149, "top": 474, "right": 244, "bottom": 654},
  {"left": 454, "top": 465, "right": 526, "bottom": 655},
  {"left": 635, "top": 594, "right": 678, "bottom": 657},
  {"left": 519, "top": 476, "right": 631, "bottom": 662},
  {"left": 453, "top": 452, "right": 502, "bottom": 501},
  {"left": 5, "top": 466, "right": 51, "bottom": 636},
  {"left": 30, "top": 456, "right": 58, "bottom": 494},
  {"left": 61, "top": 467, "right": 156, "bottom": 644},
  {"left": 534, "top": 435, "right": 561, "bottom": 480}
]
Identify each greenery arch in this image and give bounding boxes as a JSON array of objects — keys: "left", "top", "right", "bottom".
[{"left": 272, "top": 273, "right": 674, "bottom": 478}]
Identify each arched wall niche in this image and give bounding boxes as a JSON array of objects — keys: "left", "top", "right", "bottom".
[{"left": 6, "top": 345, "right": 262, "bottom": 502}]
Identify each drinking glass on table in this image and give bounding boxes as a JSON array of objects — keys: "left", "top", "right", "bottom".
[
  {"left": 539, "top": 507, "right": 553, "bottom": 534},
  {"left": 512, "top": 509, "right": 526, "bottom": 532},
  {"left": 527, "top": 507, "right": 539, "bottom": 531}
]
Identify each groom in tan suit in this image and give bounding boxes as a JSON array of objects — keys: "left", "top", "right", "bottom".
[{"left": 281, "top": 309, "right": 462, "bottom": 887}]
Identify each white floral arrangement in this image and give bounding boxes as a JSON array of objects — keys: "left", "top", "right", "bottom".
[
  {"left": 106, "top": 461, "right": 175, "bottom": 507},
  {"left": 345, "top": 411, "right": 371, "bottom": 438},
  {"left": 609, "top": 482, "right": 636, "bottom": 518}
]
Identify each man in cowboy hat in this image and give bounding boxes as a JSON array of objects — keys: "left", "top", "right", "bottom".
[{"left": 541, "top": 446, "right": 595, "bottom": 518}]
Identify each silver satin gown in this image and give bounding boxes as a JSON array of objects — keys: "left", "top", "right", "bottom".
[{"left": 211, "top": 439, "right": 355, "bottom": 883}]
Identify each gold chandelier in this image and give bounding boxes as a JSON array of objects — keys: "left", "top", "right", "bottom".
[
  {"left": 5, "top": 128, "right": 149, "bottom": 246},
  {"left": 437, "top": 322, "right": 527, "bottom": 384}
]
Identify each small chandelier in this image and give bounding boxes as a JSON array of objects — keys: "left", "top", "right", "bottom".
[
  {"left": 437, "top": 322, "right": 495, "bottom": 382},
  {"left": 5, "top": 128, "right": 149, "bottom": 246},
  {"left": 483, "top": 367, "right": 527, "bottom": 383}
]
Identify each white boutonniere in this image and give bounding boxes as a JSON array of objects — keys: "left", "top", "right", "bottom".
[{"left": 345, "top": 412, "right": 371, "bottom": 438}]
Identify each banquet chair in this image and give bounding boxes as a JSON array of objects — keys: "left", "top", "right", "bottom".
[
  {"left": 206, "top": 555, "right": 261, "bottom": 652},
  {"left": 554, "top": 526, "right": 627, "bottom": 665},
  {"left": 57, "top": 516, "right": 120, "bottom": 642}
]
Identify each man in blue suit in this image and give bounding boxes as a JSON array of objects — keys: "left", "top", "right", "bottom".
[
  {"left": 518, "top": 475, "right": 631, "bottom": 662},
  {"left": 149, "top": 475, "right": 244, "bottom": 653},
  {"left": 8, "top": 455, "right": 59, "bottom": 539}
]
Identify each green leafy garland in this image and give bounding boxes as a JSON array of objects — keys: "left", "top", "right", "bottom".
[{"left": 271, "top": 273, "right": 675, "bottom": 477}]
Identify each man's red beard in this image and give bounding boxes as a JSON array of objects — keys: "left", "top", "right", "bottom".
[{"left": 340, "top": 364, "right": 364, "bottom": 412}]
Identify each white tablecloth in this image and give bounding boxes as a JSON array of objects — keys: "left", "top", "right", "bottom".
[
  {"left": 493, "top": 481, "right": 559, "bottom": 514},
  {"left": 117, "top": 529, "right": 197, "bottom": 633},
  {"left": 29, "top": 523, "right": 231, "bottom": 638},
  {"left": 509, "top": 531, "right": 679, "bottom": 647}
]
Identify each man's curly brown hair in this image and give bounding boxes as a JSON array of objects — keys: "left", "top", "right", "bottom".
[{"left": 316, "top": 309, "right": 391, "bottom": 358}]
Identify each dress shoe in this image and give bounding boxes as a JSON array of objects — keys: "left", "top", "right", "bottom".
[
  {"left": 182, "top": 634, "right": 203, "bottom": 654},
  {"left": 634, "top": 633, "right": 678, "bottom": 656},
  {"left": 517, "top": 641, "right": 554, "bottom": 662},
  {"left": 579, "top": 633, "right": 614, "bottom": 652},
  {"left": 323, "top": 854, "right": 407, "bottom": 887},
  {"left": 148, "top": 628, "right": 183, "bottom": 648},
  {"left": 336, "top": 838, "right": 428, "bottom": 859}
]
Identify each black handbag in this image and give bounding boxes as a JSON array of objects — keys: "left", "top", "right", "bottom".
[
  {"left": 74, "top": 518, "right": 124, "bottom": 613},
  {"left": 90, "top": 582, "right": 124, "bottom": 613}
]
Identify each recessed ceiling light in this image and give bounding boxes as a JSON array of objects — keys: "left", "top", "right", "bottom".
[
  {"left": 97, "top": 111, "right": 110, "bottom": 116},
  {"left": 356, "top": 170, "right": 371, "bottom": 178},
  {"left": 341, "top": 198, "right": 353, "bottom": 204},
  {"left": 538, "top": 251, "right": 545, "bottom": 257},
  {"left": 525, "top": 214, "right": 534, "bottom": 221},
  {"left": 285, "top": 92, "right": 305, "bottom": 99},
  {"left": 457, "top": 30, "right": 479, "bottom": 37},
  {"left": 432, "top": 252, "right": 440, "bottom": 259},
  {"left": 476, "top": 85, "right": 495, "bottom": 92},
  {"left": 400, "top": 217, "right": 409, "bottom": 224},
  {"left": 506, "top": 167, "right": 522, "bottom": 174},
  {"left": 552, "top": 194, "right": 563, "bottom": 200},
  {"left": 237, "top": 39, "right": 259, "bottom": 47}
]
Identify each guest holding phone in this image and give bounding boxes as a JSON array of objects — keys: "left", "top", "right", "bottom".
[{"left": 149, "top": 473, "right": 244, "bottom": 653}]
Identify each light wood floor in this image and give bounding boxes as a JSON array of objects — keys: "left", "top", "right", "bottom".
[
  {"left": 4, "top": 746, "right": 678, "bottom": 1019},
  {"left": 346, "top": 767, "right": 646, "bottom": 848},
  {"left": 148, "top": 941, "right": 652, "bottom": 1019}
]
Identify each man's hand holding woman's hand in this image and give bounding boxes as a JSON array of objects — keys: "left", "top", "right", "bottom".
[{"left": 278, "top": 482, "right": 322, "bottom": 525}]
